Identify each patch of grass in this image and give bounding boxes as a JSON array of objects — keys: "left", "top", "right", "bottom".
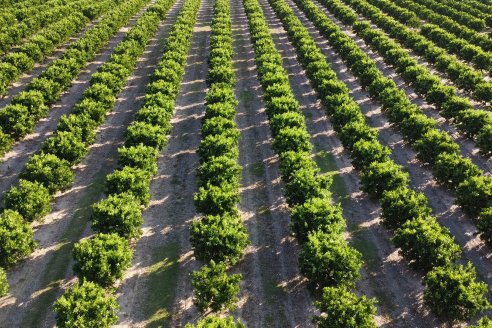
[
  {"left": 314, "top": 151, "right": 347, "bottom": 200},
  {"left": 262, "top": 276, "right": 288, "bottom": 327},
  {"left": 255, "top": 205, "right": 270, "bottom": 216},
  {"left": 141, "top": 242, "right": 181, "bottom": 328},
  {"left": 350, "top": 225, "right": 396, "bottom": 312},
  {"left": 249, "top": 161, "right": 265, "bottom": 177},
  {"left": 21, "top": 171, "right": 107, "bottom": 327},
  {"left": 239, "top": 90, "right": 253, "bottom": 103}
]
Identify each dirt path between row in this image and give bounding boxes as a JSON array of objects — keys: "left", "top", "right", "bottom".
[
  {"left": 0, "top": 2, "right": 155, "bottom": 206},
  {"left": 230, "top": 0, "right": 314, "bottom": 326},
  {"left": 285, "top": 0, "right": 492, "bottom": 321},
  {"left": 0, "top": 1, "right": 183, "bottom": 325},
  {"left": 257, "top": 0, "right": 443, "bottom": 326},
  {"left": 115, "top": 0, "right": 212, "bottom": 326}
]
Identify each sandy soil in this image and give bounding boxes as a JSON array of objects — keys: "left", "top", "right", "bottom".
[
  {"left": 0, "top": 1, "right": 181, "bottom": 326},
  {"left": 115, "top": 0, "right": 212, "bottom": 326},
  {"left": 0, "top": 2, "right": 155, "bottom": 205},
  {"left": 230, "top": 0, "right": 315, "bottom": 326},
  {"left": 257, "top": 0, "right": 444, "bottom": 326},
  {"left": 286, "top": 0, "right": 492, "bottom": 322}
]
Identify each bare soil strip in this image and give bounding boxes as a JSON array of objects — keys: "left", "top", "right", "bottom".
[
  {"left": 283, "top": 0, "right": 492, "bottom": 316},
  {"left": 230, "top": 0, "right": 315, "bottom": 326},
  {"left": 114, "top": 1, "right": 212, "bottom": 326},
  {"left": 0, "top": 2, "right": 184, "bottom": 326},
  {"left": 256, "top": 0, "right": 444, "bottom": 326},
  {"left": 0, "top": 4, "right": 154, "bottom": 204}
]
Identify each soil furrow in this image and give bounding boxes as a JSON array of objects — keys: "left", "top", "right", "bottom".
[
  {"left": 257, "top": 0, "right": 443, "bottom": 326},
  {"left": 114, "top": 0, "right": 212, "bottom": 326},
  {"left": 283, "top": 0, "right": 492, "bottom": 312},
  {"left": 230, "top": 0, "right": 314, "bottom": 326},
  {"left": 0, "top": 2, "right": 154, "bottom": 204},
  {"left": 0, "top": 2, "right": 183, "bottom": 325}
]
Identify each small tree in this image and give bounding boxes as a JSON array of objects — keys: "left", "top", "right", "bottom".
[
  {"left": 194, "top": 182, "right": 239, "bottom": 216},
  {"left": 91, "top": 193, "right": 143, "bottom": 239},
  {"left": 125, "top": 121, "right": 167, "bottom": 150},
  {"left": 284, "top": 167, "right": 331, "bottom": 206},
  {"left": 105, "top": 166, "right": 151, "bottom": 206},
  {"left": 433, "top": 153, "right": 482, "bottom": 190},
  {"left": 54, "top": 280, "right": 119, "bottom": 328},
  {"left": 0, "top": 104, "right": 36, "bottom": 138},
  {"left": 198, "top": 134, "right": 238, "bottom": 163},
  {"left": 350, "top": 140, "right": 391, "bottom": 171},
  {"left": 73, "top": 233, "right": 133, "bottom": 287},
  {"left": 456, "top": 176, "right": 492, "bottom": 217},
  {"left": 271, "top": 126, "right": 312, "bottom": 155},
  {"left": 196, "top": 155, "right": 241, "bottom": 187},
  {"left": 470, "top": 317, "right": 492, "bottom": 328},
  {"left": 191, "top": 261, "right": 242, "bottom": 313},
  {"left": 423, "top": 263, "right": 490, "bottom": 321},
  {"left": 477, "top": 207, "right": 492, "bottom": 247},
  {"left": 360, "top": 161, "right": 409, "bottom": 198},
  {"left": 313, "top": 286, "right": 377, "bottom": 328},
  {"left": 380, "top": 187, "right": 431, "bottom": 229},
  {"left": 414, "top": 130, "right": 460, "bottom": 165},
  {"left": 300, "top": 231, "right": 362, "bottom": 289},
  {"left": 0, "top": 209, "right": 37, "bottom": 267},
  {"left": 290, "top": 196, "right": 345, "bottom": 243},
  {"left": 118, "top": 144, "right": 158, "bottom": 175},
  {"left": 21, "top": 154, "right": 74, "bottom": 193},
  {"left": 190, "top": 213, "right": 249, "bottom": 265},
  {"left": 185, "top": 315, "right": 245, "bottom": 328},
  {"left": 42, "top": 131, "right": 88, "bottom": 164},
  {"left": 278, "top": 151, "right": 316, "bottom": 182},
  {"left": 0, "top": 268, "right": 8, "bottom": 297},
  {"left": 393, "top": 217, "right": 461, "bottom": 271},
  {"left": 4, "top": 179, "right": 52, "bottom": 221}
]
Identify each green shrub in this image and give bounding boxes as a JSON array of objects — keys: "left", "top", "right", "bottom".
[
  {"left": 0, "top": 104, "right": 36, "bottom": 138},
  {"left": 360, "top": 161, "right": 409, "bottom": 198},
  {"left": 92, "top": 193, "right": 143, "bottom": 239},
  {"left": 4, "top": 179, "right": 51, "bottom": 221},
  {"left": 350, "top": 140, "right": 391, "bottom": 171},
  {"left": 194, "top": 183, "right": 239, "bottom": 216},
  {"left": 21, "top": 154, "right": 74, "bottom": 193},
  {"left": 313, "top": 286, "right": 377, "bottom": 328},
  {"left": 284, "top": 167, "right": 331, "bottom": 206},
  {"left": 11, "top": 90, "right": 48, "bottom": 119},
  {"left": 290, "top": 196, "right": 345, "bottom": 243},
  {"left": 125, "top": 121, "right": 167, "bottom": 150},
  {"left": 380, "top": 187, "right": 431, "bottom": 229},
  {"left": 42, "top": 131, "right": 88, "bottom": 164},
  {"left": 393, "top": 217, "right": 461, "bottom": 271},
  {"left": 272, "top": 126, "right": 312, "bottom": 155},
  {"left": 423, "top": 263, "right": 490, "bottom": 321},
  {"left": 198, "top": 134, "right": 238, "bottom": 162},
  {"left": 433, "top": 153, "right": 481, "bottom": 190},
  {"left": 456, "top": 176, "right": 492, "bottom": 217},
  {"left": 73, "top": 233, "right": 133, "bottom": 286},
  {"left": 54, "top": 280, "right": 119, "bottom": 328},
  {"left": 0, "top": 268, "right": 9, "bottom": 297},
  {"left": 300, "top": 231, "right": 362, "bottom": 289},
  {"left": 185, "top": 316, "right": 244, "bottom": 328},
  {"left": 196, "top": 155, "right": 240, "bottom": 187},
  {"left": 0, "top": 209, "right": 36, "bottom": 267},
  {"left": 105, "top": 166, "right": 151, "bottom": 206},
  {"left": 190, "top": 213, "right": 249, "bottom": 265},
  {"left": 118, "top": 144, "right": 158, "bottom": 175},
  {"left": 191, "top": 261, "right": 242, "bottom": 313},
  {"left": 57, "top": 113, "right": 97, "bottom": 145}
]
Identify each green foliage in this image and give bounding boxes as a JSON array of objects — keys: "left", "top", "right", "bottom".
[
  {"left": 4, "top": 179, "right": 51, "bottom": 222},
  {"left": 0, "top": 104, "right": 36, "bottom": 138},
  {"left": 470, "top": 317, "right": 492, "bottom": 328},
  {"left": 456, "top": 176, "right": 492, "bottom": 217},
  {"left": 198, "top": 134, "right": 239, "bottom": 162},
  {"left": 42, "top": 131, "right": 88, "bottom": 164},
  {"left": 284, "top": 167, "right": 331, "bottom": 206},
  {"left": 117, "top": 144, "right": 158, "bottom": 175},
  {"left": 197, "top": 155, "right": 241, "bottom": 187},
  {"left": 432, "top": 152, "right": 482, "bottom": 190},
  {"left": 21, "top": 154, "right": 74, "bottom": 193},
  {"left": 0, "top": 267, "right": 8, "bottom": 296},
  {"left": 105, "top": 166, "right": 151, "bottom": 205},
  {"left": 190, "top": 213, "right": 249, "bottom": 265},
  {"left": 194, "top": 183, "right": 239, "bottom": 216},
  {"left": 54, "top": 280, "right": 119, "bottom": 328},
  {"left": 73, "top": 233, "right": 133, "bottom": 286},
  {"left": 414, "top": 130, "right": 460, "bottom": 165},
  {"left": 380, "top": 187, "right": 431, "bottom": 229},
  {"left": 125, "top": 121, "right": 167, "bottom": 150},
  {"left": 191, "top": 261, "right": 242, "bottom": 313},
  {"left": 290, "top": 196, "right": 345, "bottom": 243},
  {"left": 477, "top": 207, "right": 492, "bottom": 247},
  {"left": 91, "top": 193, "right": 143, "bottom": 239},
  {"left": 423, "top": 263, "right": 490, "bottom": 320},
  {"left": 393, "top": 217, "right": 461, "bottom": 271},
  {"left": 350, "top": 139, "right": 390, "bottom": 170},
  {"left": 360, "top": 161, "right": 409, "bottom": 198},
  {"left": 300, "top": 231, "right": 362, "bottom": 289},
  {"left": 185, "top": 316, "right": 245, "bottom": 328},
  {"left": 0, "top": 209, "right": 36, "bottom": 267},
  {"left": 313, "top": 286, "right": 377, "bottom": 328}
]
